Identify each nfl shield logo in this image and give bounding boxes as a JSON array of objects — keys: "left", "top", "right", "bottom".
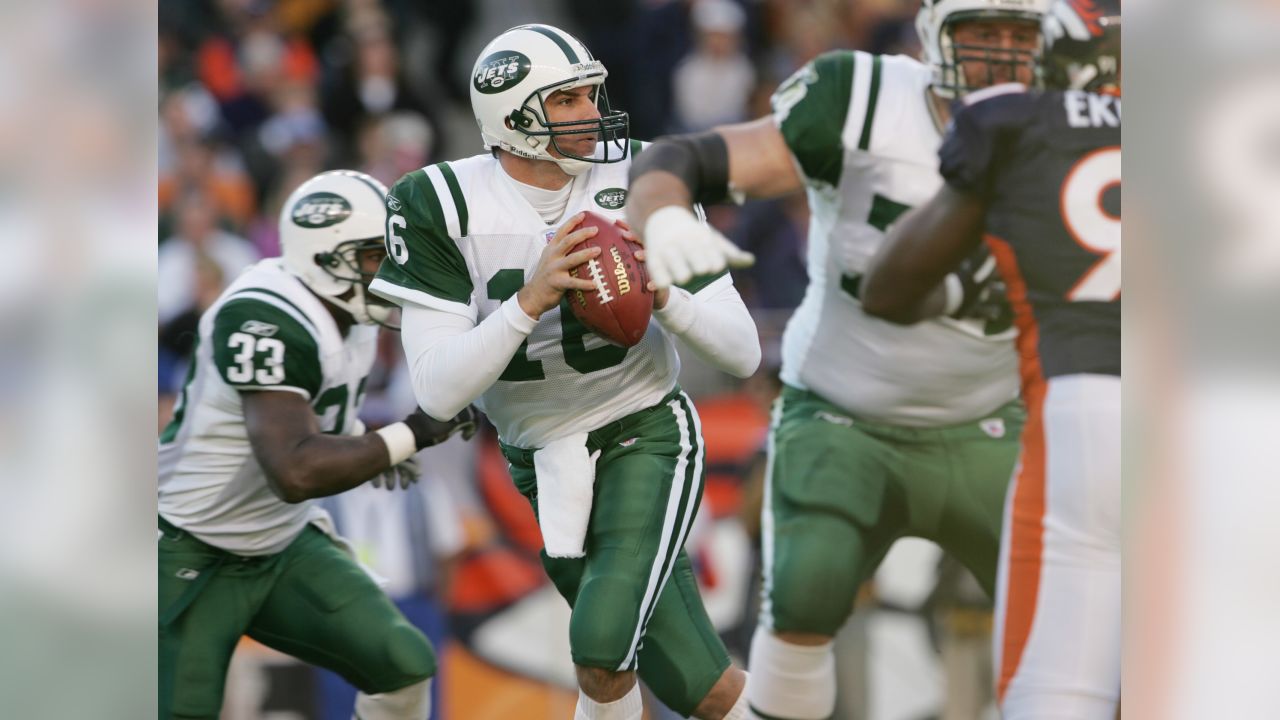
[{"left": 979, "top": 418, "right": 1006, "bottom": 438}]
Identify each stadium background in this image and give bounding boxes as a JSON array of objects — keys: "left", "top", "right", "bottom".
[{"left": 157, "top": 0, "right": 999, "bottom": 718}]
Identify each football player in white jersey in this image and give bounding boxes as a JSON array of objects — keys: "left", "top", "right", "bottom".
[
  {"left": 158, "top": 170, "right": 477, "bottom": 720},
  {"left": 369, "top": 24, "right": 760, "bottom": 720},
  {"left": 626, "top": 1, "right": 1046, "bottom": 718}
]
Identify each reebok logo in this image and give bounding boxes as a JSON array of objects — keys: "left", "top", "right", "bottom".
[
  {"left": 814, "top": 410, "right": 853, "bottom": 427},
  {"left": 176, "top": 568, "right": 200, "bottom": 581},
  {"left": 240, "top": 320, "right": 279, "bottom": 337}
]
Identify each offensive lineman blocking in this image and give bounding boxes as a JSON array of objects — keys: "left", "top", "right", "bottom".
[
  {"left": 628, "top": 1, "right": 1049, "bottom": 717},
  {"left": 864, "top": 1, "right": 1123, "bottom": 716}
]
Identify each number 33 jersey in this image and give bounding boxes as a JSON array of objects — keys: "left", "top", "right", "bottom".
[
  {"left": 370, "top": 146, "right": 725, "bottom": 448},
  {"left": 158, "top": 259, "right": 377, "bottom": 555},
  {"left": 941, "top": 87, "right": 1121, "bottom": 379}
]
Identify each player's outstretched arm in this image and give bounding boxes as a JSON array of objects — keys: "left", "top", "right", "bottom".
[
  {"left": 626, "top": 119, "right": 803, "bottom": 288},
  {"left": 243, "top": 391, "right": 476, "bottom": 503},
  {"left": 862, "top": 186, "right": 987, "bottom": 324}
]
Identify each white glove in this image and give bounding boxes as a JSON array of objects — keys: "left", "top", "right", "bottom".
[{"left": 642, "top": 205, "right": 755, "bottom": 289}]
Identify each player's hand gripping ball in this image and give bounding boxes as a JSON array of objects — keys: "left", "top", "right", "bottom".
[{"left": 566, "top": 211, "right": 653, "bottom": 347}]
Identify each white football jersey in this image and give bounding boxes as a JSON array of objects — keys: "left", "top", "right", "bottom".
[
  {"left": 371, "top": 143, "right": 728, "bottom": 448},
  {"left": 158, "top": 260, "right": 378, "bottom": 555},
  {"left": 771, "top": 50, "right": 1018, "bottom": 426}
]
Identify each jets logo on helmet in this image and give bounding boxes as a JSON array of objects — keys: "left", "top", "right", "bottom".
[
  {"left": 1039, "top": 0, "right": 1121, "bottom": 94},
  {"left": 469, "top": 24, "right": 629, "bottom": 176},
  {"left": 279, "top": 170, "right": 399, "bottom": 328},
  {"left": 473, "top": 51, "right": 532, "bottom": 94},
  {"left": 916, "top": 0, "right": 1051, "bottom": 98},
  {"left": 291, "top": 192, "right": 353, "bottom": 229}
]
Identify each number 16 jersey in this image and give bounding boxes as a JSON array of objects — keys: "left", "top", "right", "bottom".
[{"left": 370, "top": 146, "right": 728, "bottom": 448}]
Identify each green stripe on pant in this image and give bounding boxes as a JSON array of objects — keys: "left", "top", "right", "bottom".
[{"left": 501, "top": 387, "right": 729, "bottom": 715}]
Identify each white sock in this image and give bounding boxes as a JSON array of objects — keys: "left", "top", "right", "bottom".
[
  {"left": 574, "top": 681, "right": 643, "bottom": 720},
  {"left": 747, "top": 627, "right": 836, "bottom": 719},
  {"left": 353, "top": 678, "right": 432, "bottom": 719},
  {"left": 722, "top": 674, "right": 752, "bottom": 720}
]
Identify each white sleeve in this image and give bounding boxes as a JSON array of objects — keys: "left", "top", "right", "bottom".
[
  {"left": 400, "top": 299, "right": 539, "bottom": 420},
  {"left": 652, "top": 274, "right": 761, "bottom": 378}
]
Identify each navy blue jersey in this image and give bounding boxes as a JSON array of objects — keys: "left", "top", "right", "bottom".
[{"left": 941, "top": 86, "right": 1120, "bottom": 379}]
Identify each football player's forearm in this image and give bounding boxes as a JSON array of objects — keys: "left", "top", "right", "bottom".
[
  {"left": 863, "top": 190, "right": 985, "bottom": 323},
  {"left": 268, "top": 433, "right": 394, "bottom": 502},
  {"left": 625, "top": 169, "right": 693, "bottom": 235},
  {"left": 401, "top": 300, "right": 535, "bottom": 420},
  {"left": 653, "top": 278, "right": 761, "bottom": 378}
]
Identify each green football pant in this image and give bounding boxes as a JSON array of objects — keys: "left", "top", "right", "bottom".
[
  {"left": 501, "top": 388, "right": 730, "bottom": 717},
  {"left": 762, "top": 384, "right": 1024, "bottom": 636},
  {"left": 157, "top": 518, "right": 435, "bottom": 719}
]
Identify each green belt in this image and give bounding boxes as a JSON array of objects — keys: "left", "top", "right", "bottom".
[{"left": 499, "top": 385, "right": 684, "bottom": 469}]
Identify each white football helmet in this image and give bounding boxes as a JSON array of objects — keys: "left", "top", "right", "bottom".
[
  {"left": 469, "top": 24, "right": 629, "bottom": 176},
  {"left": 279, "top": 169, "right": 396, "bottom": 327},
  {"left": 916, "top": 0, "right": 1050, "bottom": 97}
]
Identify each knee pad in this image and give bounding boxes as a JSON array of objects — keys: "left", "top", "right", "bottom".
[
  {"left": 354, "top": 678, "right": 432, "bottom": 720},
  {"left": 570, "top": 575, "right": 646, "bottom": 670},
  {"left": 747, "top": 627, "right": 835, "bottom": 720},
  {"left": 383, "top": 622, "right": 437, "bottom": 681},
  {"left": 765, "top": 533, "right": 861, "bottom": 635}
]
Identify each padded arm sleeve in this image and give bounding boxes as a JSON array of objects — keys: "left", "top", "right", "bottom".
[
  {"left": 652, "top": 274, "right": 761, "bottom": 378},
  {"left": 400, "top": 299, "right": 538, "bottom": 420}
]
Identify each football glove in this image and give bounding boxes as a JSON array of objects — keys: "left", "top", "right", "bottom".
[
  {"left": 946, "top": 247, "right": 1011, "bottom": 323},
  {"left": 370, "top": 457, "right": 421, "bottom": 491},
  {"left": 642, "top": 206, "right": 755, "bottom": 289},
  {"left": 403, "top": 405, "right": 479, "bottom": 450}
]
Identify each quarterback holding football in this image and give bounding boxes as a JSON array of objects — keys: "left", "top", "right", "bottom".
[{"left": 369, "top": 23, "right": 761, "bottom": 720}]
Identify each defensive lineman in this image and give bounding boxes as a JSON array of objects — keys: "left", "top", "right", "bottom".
[
  {"left": 627, "top": 1, "right": 1048, "bottom": 717},
  {"left": 864, "top": 1, "right": 1122, "bottom": 716},
  {"left": 369, "top": 24, "right": 760, "bottom": 720},
  {"left": 158, "top": 170, "right": 476, "bottom": 720}
]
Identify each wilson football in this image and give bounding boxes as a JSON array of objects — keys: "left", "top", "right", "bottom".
[{"left": 566, "top": 211, "right": 653, "bottom": 347}]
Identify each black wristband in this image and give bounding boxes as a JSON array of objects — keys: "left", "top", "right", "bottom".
[{"left": 629, "top": 132, "right": 733, "bottom": 206}]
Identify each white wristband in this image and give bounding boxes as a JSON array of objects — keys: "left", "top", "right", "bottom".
[
  {"left": 943, "top": 273, "right": 964, "bottom": 316},
  {"left": 653, "top": 286, "right": 696, "bottom": 334},
  {"left": 375, "top": 422, "right": 418, "bottom": 466}
]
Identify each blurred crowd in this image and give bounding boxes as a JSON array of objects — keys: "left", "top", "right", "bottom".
[{"left": 157, "top": 0, "right": 923, "bottom": 399}]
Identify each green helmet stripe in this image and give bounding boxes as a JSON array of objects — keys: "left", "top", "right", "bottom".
[{"left": 519, "top": 24, "right": 581, "bottom": 64}]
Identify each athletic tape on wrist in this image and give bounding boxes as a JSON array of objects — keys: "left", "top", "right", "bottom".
[{"left": 375, "top": 422, "right": 418, "bottom": 466}]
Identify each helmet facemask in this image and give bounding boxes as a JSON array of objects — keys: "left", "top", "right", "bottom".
[
  {"left": 313, "top": 237, "right": 400, "bottom": 329},
  {"left": 930, "top": 11, "right": 1045, "bottom": 97},
  {"left": 503, "top": 71, "right": 629, "bottom": 175}
]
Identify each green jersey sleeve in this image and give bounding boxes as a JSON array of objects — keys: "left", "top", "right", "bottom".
[
  {"left": 370, "top": 165, "right": 475, "bottom": 314},
  {"left": 211, "top": 297, "right": 323, "bottom": 399},
  {"left": 771, "top": 51, "right": 856, "bottom": 187}
]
